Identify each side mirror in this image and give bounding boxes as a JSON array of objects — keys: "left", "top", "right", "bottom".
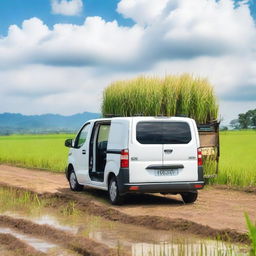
[{"left": 65, "top": 138, "right": 73, "bottom": 148}]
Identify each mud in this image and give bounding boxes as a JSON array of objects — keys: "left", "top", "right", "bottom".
[
  {"left": 0, "top": 227, "right": 58, "bottom": 253},
  {"left": 0, "top": 232, "right": 45, "bottom": 256},
  {"left": 0, "top": 183, "right": 249, "bottom": 245},
  {"left": 0, "top": 215, "right": 129, "bottom": 256},
  {"left": 0, "top": 164, "right": 254, "bottom": 244},
  {"left": 41, "top": 191, "right": 250, "bottom": 244}
]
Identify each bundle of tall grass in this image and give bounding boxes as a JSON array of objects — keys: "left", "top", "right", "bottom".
[{"left": 102, "top": 74, "right": 218, "bottom": 124}]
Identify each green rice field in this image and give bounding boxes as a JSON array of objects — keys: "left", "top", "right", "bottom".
[
  {"left": 0, "top": 134, "right": 69, "bottom": 171},
  {"left": 216, "top": 130, "right": 256, "bottom": 187},
  {"left": 0, "top": 130, "right": 255, "bottom": 187}
]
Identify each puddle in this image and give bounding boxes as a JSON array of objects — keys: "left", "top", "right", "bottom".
[
  {"left": 88, "top": 228, "right": 247, "bottom": 256},
  {"left": 0, "top": 186, "right": 249, "bottom": 256},
  {"left": 0, "top": 227, "right": 57, "bottom": 253},
  {"left": 4, "top": 212, "right": 78, "bottom": 234},
  {"left": 2, "top": 211, "right": 247, "bottom": 256}
]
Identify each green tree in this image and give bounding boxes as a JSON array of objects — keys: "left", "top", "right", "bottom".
[
  {"left": 230, "top": 119, "right": 240, "bottom": 129},
  {"left": 238, "top": 113, "right": 250, "bottom": 129},
  {"left": 247, "top": 109, "right": 256, "bottom": 128}
]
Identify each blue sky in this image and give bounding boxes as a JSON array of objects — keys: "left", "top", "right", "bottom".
[
  {"left": 1, "top": 0, "right": 253, "bottom": 35},
  {"left": 0, "top": 0, "right": 255, "bottom": 124},
  {"left": 0, "top": 0, "right": 134, "bottom": 35}
]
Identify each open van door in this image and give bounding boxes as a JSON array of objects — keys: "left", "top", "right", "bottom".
[{"left": 197, "top": 121, "right": 220, "bottom": 178}]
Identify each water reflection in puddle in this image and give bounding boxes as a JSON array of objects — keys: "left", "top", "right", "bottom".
[
  {"left": 1, "top": 211, "right": 248, "bottom": 256},
  {"left": 0, "top": 227, "right": 57, "bottom": 253}
]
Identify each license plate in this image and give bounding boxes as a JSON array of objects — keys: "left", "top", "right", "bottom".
[{"left": 155, "top": 169, "right": 179, "bottom": 176}]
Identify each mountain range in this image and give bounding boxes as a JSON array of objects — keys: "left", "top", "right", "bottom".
[{"left": 0, "top": 112, "right": 101, "bottom": 134}]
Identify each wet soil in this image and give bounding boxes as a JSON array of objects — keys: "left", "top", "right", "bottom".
[
  {"left": 0, "top": 232, "right": 45, "bottom": 256},
  {"left": 0, "top": 215, "right": 128, "bottom": 256},
  {"left": 0, "top": 164, "right": 254, "bottom": 240}
]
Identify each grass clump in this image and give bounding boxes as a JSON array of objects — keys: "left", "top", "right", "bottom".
[
  {"left": 0, "top": 187, "right": 43, "bottom": 214},
  {"left": 245, "top": 213, "right": 256, "bottom": 255},
  {"left": 102, "top": 74, "right": 218, "bottom": 124}
]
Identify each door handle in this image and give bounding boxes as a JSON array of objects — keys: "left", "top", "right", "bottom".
[
  {"left": 82, "top": 150, "right": 86, "bottom": 154},
  {"left": 164, "top": 149, "right": 173, "bottom": 154}
]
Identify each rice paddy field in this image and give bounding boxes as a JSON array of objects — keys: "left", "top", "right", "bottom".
[
  {"left": 0, "top": 134, "right": 69, "bottom": 172},
  {"left": 0, "top": 130, "right": 255, "bottom": 188}
]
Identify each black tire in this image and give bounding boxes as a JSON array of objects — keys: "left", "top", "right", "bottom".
[
  {"left": 181, "top": 191, "right": 198, "bottom": 204},
  {"left": 108, "top": 177, "right": 124, "bottom": 205},
  {"left": 68, "top": 170, "right": 83, "bottom": 191}
]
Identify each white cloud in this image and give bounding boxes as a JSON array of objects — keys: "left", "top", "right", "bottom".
[
  {"left": 0, "top": 0, "right": 255, "bottom": 123},
  {"left": 117, "top": 0, "right": 170, "bottom": 25},
  {"left": 0, "top": 17, "right": 143, "bottom": 69},
  {"left": 51, "top": 0, "right": 83, "bottom": 16}
]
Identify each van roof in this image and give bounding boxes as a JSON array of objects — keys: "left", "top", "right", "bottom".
[{"left": 89, "top": 116, "right": 195, "bottom": 123}]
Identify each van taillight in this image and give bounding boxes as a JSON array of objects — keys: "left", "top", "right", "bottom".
[
  {"left": 197, "top": 148, "right": 203, "bottom": 166},
  {"left": 120, "top": 149, "right": 129, "bottom": 168}
]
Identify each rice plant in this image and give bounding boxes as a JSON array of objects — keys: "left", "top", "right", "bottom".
[
  {"left": 245, "top": 213, "right": 256, "bottom": 255},
  {"left": 102, "top": 74, "right": 219, "bottom": 124}
]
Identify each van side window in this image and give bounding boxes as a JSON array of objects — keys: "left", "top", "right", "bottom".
[
  {"left": 75, "top": 124, "right": 90, "bottom": 148},
  {"left": 97, "top": 124, "right": 110, "bottom": 148},
  {"left": 136, "top": 122, "right": 192, "bottom": 144}
]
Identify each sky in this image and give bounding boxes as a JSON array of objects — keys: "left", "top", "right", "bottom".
[{"left": 0, "top": 0, "right": 255, "bottom": 125}]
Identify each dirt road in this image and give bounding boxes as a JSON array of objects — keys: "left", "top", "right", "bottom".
[{"left": 0, "top": 164, "right": 255, "bottom": 234}]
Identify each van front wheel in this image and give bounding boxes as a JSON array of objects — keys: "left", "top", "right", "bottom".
[
  {"left": 69, "top": 171, "right": 83, "bottom": 191},
  {"left": 108, "top": 177, "right": 123, "bottom": 205},
  {"left": 181, "top": 191, "right": 198, "bottom": 204}
]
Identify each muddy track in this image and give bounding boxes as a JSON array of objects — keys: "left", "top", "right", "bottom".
[
  {"left": 0, "top": 233, "right": 45, "bottom": 256},
  {"left": 0, "top": 165, "right": 255, "bottom": 241},
  {"left": 0, "top": 182, "right": 250, "bottom": 245},
  {"left": 0, "top": 215, "right": 129, "bottom": 256}
]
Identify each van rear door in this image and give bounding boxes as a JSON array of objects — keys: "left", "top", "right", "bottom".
[
  {"left": 162, "top": 121, "right": 198, "bottom": 182},
  {"left": 129, "top": 118, "right": 198, "bottom": 183},
  {"left": 129, "top": 119, "right": 163, "bottom": 183}
]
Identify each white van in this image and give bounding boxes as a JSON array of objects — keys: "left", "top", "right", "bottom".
[{"left": 65, "top": 116, "right": 204, "bottom": 205}]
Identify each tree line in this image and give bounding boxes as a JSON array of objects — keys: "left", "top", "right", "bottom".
[{"left": 230, "top": 109, "right": 256, "bottom": 129}]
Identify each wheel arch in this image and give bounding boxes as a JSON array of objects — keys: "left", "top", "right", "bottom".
[
  {"left": 107, "top": 172, "right": 116, "bottom": 187},
  {"left": 66, "top": 163, "right": 74, "bottom": 179}
]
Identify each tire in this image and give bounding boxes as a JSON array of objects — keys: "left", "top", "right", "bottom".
[
  {"left": 108, "top": 177, "right": 124, "bottom": 205},
  {"left": 68, "top": 170, "right": 83, "bottom": 191},
  {"left": 181, "top": 191, "right": 198, "bottom": 204}
]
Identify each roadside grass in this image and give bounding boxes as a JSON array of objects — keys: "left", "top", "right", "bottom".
[
  {"left": 0, "top": 187, "right": 43, "bottom": 214},
  {"left": 0, "top": 130, "right": 255, "bottom": 187},
  {"left": 245, "top": 213, "right": 256, "bottom": 255}
]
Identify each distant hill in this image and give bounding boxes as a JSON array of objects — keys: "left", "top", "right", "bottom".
[{"left": 0, "top": 112, "right": 101, "bottom": 134}]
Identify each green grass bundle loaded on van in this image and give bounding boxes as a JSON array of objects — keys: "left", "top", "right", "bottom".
[{"left": 102, "top": 74, "right": 219, "bottom": 124}]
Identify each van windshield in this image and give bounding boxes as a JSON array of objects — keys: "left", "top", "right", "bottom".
[{"left": 136, "top": 121, "right": 191, "bottom": 144}]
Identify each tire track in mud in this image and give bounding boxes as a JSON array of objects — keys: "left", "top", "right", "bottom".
[
  {"left": 48, "top": 192, "right": 249, "bottom": 244},
  {"left": 0, "top": 182, "right": 249, "bottom": 245},
  {"left": 0, "top": 215, "right": 129, "bottom": 256},
  {"left": 0, "top": 233, "right": 45, "bottom": 256}
]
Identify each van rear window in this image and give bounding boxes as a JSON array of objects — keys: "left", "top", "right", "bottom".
[{"left": 136, "top": 122, "right": 191, "bottom": 144}]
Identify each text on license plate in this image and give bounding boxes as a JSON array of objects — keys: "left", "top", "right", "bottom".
[{"left": 155, "top": 169, "right": 179, "bottom": 176}]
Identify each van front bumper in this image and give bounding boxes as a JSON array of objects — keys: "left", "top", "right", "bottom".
[{"left": 120, "top": 181, "right": 204, "bottom": 194}]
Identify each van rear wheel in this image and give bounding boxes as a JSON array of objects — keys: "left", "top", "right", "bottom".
[
  {"left": 181, "top": 191, "right": 198, "bottom": 204},
  {"left": 108, "top": 177, "right": 123, "bottom": 205},
  {"left": 69, "top": 170, "right": 83, "bottom": 191}
]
